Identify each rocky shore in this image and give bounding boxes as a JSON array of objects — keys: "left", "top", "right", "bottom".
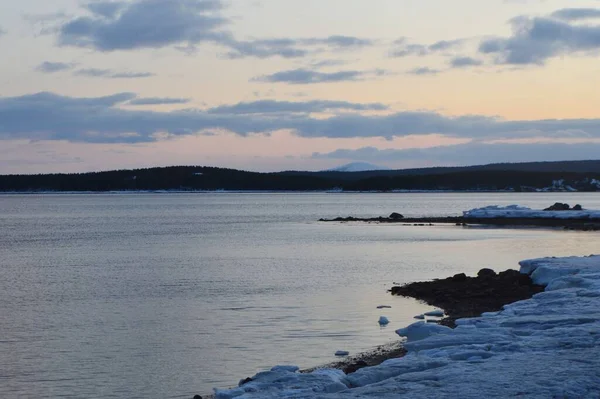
[
  {"left": 391, "top": 268, "right": 546, "bottom": 327},
  {"left": 319, "top": 203, "right": 600, "bottom": 231}
]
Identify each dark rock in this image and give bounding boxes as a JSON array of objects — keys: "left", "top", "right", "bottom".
[
  {"left": 343, "top": 360, "right": 369, "bottom": 374},
  {"left": 477, "top": 268, "right": 496, "bottom": 278},
  {"left": 544, "top": 202, "right": 570, "bottom": 211},
  {"left": 389, "top": 212, "right": 404, "bottom": 220},
  {"left": 573, "top": 204, "right": 583, "bottom": 211},
  {"left": 239, "top": 377, "right": 253, "bottom": 386},
  {"left": 193, "top": 396, "right": 203, "bottom": 399},
  {"left": 390, "top": 268, "right": 545, "bottom": 326}
]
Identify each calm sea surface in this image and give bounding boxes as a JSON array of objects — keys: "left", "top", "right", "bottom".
[{"left": 1, "top": 192, "right": 600, "bottom": 398}]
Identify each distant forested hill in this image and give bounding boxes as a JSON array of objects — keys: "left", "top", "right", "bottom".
[{"left": 1, "top": 160, "right": 600, "bottom": 192}]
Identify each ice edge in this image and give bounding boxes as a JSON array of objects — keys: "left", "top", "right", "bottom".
[{"left": 214, "top": 255, "right": 600, "bottom": 399}]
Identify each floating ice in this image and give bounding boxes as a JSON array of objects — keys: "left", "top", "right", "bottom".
[
  {"left": 378, "top": 316, "right": 390, "bottom": 325},
  {"left": 214, "top": 255, "right": 600, "bottom": 398},
  {"left": 334, "top": 351, "right": 349, "bottom": 357},
  {"left": 414, "top": 314, "right": 425, "bottom": 319},
  {"left": 424, "top": 309, "right": 444, "bottom": 317}
]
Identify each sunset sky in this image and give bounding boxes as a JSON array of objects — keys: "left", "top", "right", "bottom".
[{"left": 1, "top": 0, "right": 600, "bottom": 173}]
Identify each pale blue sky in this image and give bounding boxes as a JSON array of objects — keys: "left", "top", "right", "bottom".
[{"left": 1, "top": 0, "right": 600, "bottom": 173}]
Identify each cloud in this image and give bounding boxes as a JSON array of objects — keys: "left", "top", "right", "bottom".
[
  {"left": 479, "top": 15, "right": 600, "bottom": 64},
  {"left": 253, "top": 68, "right": 387, "bottom": 84},
  {"left": 35, "top": 61, "right": 77, "bottom": 73},
  {"left": 0, "top": 27, "right": 5, "bottom": 36},
  {"left": 312, "top": 142, "right": 600, "bottom": 165},
  {"left": 222, "top": 38, "right": 308, "bottom": 59},
  {"left": 54, "top": 0, "right": 374, "bottom": 59},
  {"left": 85, "top": 1, "right": 127, "bottom": 19},
  {"left": 550, "top": 8, "right": 600, "bottom": 21},
  {"left": 309, "top": 59, "right": 350, "bottom": 69},
  {"left": 223, "top": 35, "right": 373, "bottom": 59},
  {"left": 128, "top": 97, "right": 191, "bottom": 105},
  {"left": 450, "top": 56, "right": 483, "bottom": 68},
  {"left": 74, "top": 68, "right": 154, "bottom": 78},
  {"left": 390, "top": 38, "right": 464, "bottom": 57},
  {"left": 407, "top": 67, "right": 441, "bottom": 75},
  {"left": 207, "top": 100, "right": 388, "bottom": 114},
  {"left": 3, "top": 92, "right": 600, "bottom": 143},
  {"left": 58, "top": 0, "right": 228, "bottom": 51},
  {"left": 304, "top": 35, "right": 374, "bottom": 48}
]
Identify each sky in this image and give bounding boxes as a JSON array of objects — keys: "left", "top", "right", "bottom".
[{"left": 1, "top": 0, "right": 600, "bottom": 174}]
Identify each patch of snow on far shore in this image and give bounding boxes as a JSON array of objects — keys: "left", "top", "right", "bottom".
[
  {"left": 463, "top": 205, "right": 600, "bottom": 219},
  {"left": 214, "top": 255, "right": 600, "bottom": 398}
]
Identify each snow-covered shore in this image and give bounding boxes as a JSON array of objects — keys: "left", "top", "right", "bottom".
[
  {"left": 214, "top": 255, "right": 600, "bottom": 398},
  {"left": 464, "top": 204, "right": 600, "bottom": 220}
]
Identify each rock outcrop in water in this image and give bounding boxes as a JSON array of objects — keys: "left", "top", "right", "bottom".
[
  {"left": 390, "top": 268, "right": 546, "bottom": 327},
  {"left": 544, "top": 202, "right": 583, "bottom": 211}
]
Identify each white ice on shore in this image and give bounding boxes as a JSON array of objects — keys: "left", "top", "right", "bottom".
[
  {"left": 463, "top": 205, "right": 600, "bottom": 219},
  {"left": 214, "top": 255, "right": 600, "bottom": 398}
]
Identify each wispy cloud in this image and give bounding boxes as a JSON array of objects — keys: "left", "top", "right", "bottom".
[
  {"left": 390, "top": 37, "right": 464, "bottom": 57},
  {"left": 128, "top": 97, "right": 191, "bottom": 105},
  {"left": 253, "top": 68, "right": 388, "bottom": 84},
  {"left": 550, "top": 8, "right": 600, "bottom": 21},
  {"left": 224, "top": 35, "right": 373, "bottom": 59},
  {"left": 407, "top": 67, "right": 441, "bottom": 75},
  {"left": 74, "top": 68, "right": 154, "bottom": 78},
  {"left": 35, "top": 61, "right": 77, "bottom": 73},
  {"left": 450, "top": 56, "right": 483, "bottom": 68},
  {"left": 207, "top": 100, "right": 388, "bottom": 114}
]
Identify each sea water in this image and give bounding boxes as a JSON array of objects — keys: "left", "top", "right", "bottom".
[{"left": 1, "top": 192, "right": 599, "bottom": 397}]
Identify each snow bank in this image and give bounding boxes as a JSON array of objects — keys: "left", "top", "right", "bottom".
[
  {"left": 214, "top": 255, "right": 600, "bottom": 398},
  {"left": 463, "top": 205, "right": 600, "bottom": 219}
]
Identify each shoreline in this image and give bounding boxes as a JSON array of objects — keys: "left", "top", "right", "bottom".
[
  {"left": 320, "top": 215, "right": 600, "bottom": 231},
  {"left": 307, "top": 267, "right": 544, "bottom": 372},
  {"left": 204, "top": 267, "right": 544, "bottom": 399},
  {"left": 213, "top": 256, "right": 600, "bottom": 397}
]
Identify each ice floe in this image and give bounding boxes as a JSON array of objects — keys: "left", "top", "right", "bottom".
[
  {"left": 423, "top": 309, "right": 444, "bottom": 317},
  {"left": 378, "top": 316, "right": 390, "bottom": 326},
  {"left": 214, "top": 255, "right": 600, "bottom": 398},
  {"left": 463, "top": 205, "right": 600, "bottom": 219}
]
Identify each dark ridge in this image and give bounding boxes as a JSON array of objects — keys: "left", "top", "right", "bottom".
[
  {"left": 1, "top": 160, "right": 600, "bottom": 192},
  {"left": 280, "top": 159, "right": 600, "bottom": 181}
]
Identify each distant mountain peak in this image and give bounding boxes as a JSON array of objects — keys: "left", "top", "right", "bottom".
[{"left": 326, "top": 162, "right": 390, "bottom": 172}]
